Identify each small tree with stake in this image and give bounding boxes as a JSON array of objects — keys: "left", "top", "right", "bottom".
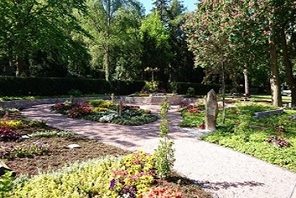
[{"left": 154, "top": 99, "right": 175, "bottom": 178}]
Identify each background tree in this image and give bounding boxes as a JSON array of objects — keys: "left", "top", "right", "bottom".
[
  {"left": 140, "top": 12, "right": 171, "bottom": 82},
  {"left": 0, "top": 0, "right": 88, "bottom": 77},
  {"left": 79, "top": 0, "right": 143, "bottom": 81}
]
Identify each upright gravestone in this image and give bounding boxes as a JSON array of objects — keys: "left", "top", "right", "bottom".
[{"left": 205, "top": 89, "right": 218, "bottom": 131}]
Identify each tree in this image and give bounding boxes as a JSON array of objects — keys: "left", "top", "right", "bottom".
[
  {"left": 140, "top": 11, "right": 171, "bottom": 82},
  {"left": 79, "top": 0, "right": 143, "bottom": 81},
  {"left": 0, "top": 0, "right": 88, "bottom": 77},
  {"left": 152, "top": 0, "right": 170, "bottom": 23},
  {"left": 184, "top": 1, "right": 243, "bottom": 121}
]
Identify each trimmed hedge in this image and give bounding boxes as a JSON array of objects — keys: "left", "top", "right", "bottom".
[
  {"left": 0, "top": 77, "right": 145, "bottom": 96},
  {"left": 175, "top": 82, "right": 220, "bottom": 95},
  {"left": 0, "top": 76, "right": 221, "bottom": 96}
]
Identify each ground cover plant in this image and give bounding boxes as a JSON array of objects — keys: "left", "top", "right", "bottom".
[
  {"left": 6, "top": 152, "right": 210, "bottom": 198},
  {"left": 180, "top": 103, "right": 296, "bottom": 171},
  {"left": 179, "top": 104, "right": 205, "bottom": 128},
  {"left": 51, "top": 99, "right": 158, "bottom": 126}
]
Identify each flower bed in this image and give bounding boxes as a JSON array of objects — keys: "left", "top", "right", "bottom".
[
  {"left": 51, "top": 100, "right": 159, "bottom": 126},
  {"left": 7, "top": 152, "right": 210, "bottom": 198}
]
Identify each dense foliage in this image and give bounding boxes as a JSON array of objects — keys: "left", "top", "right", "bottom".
[{"left": 0, "top": 0, "right": 201, "bottom": 85}]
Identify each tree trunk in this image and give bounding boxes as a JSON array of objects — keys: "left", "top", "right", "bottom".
[
  {"left": 269, "top": 32, "right": 282, "bottom": 107},
  {"left": 243, "top": 67, "right": 250, "bottom": 98},
  {"left": 221, "top": 61, "right": 226, "bottom": 124},
  {"left": 104, "top": 47, "right": 110, "bottom": 81},
  {"left": 15, "top": 56, "right": 29, "bottom": 77},
  {"left": 281, "top": 30, "right": 296, "bottom": 107},
  {"left": 104, "top": 0, "right": 111, "bottom": 82}
]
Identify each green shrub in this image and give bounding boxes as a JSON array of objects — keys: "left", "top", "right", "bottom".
[
  {"left": 111, "top": 114, "right": 158, "bottom": 126},
  {"left": 143, "top": 81, "right": 158, "bottom": 93},
  {"left": 26, "top": 120, "right": 47, "bottom": 128},
  {"left": 169, "top": 81, "right": 178, "bottom": 93},
  {"left": 154, "top": 100, "right": 175, "bottom": 178},
  {"left": 89, "top": 99, "right": 114, "bottom": 108},
  {"left": 0, "top": 171, "right": 14, "bottom": 198},
  {"left": 1, "top": 144, "right": 49, "bottom": 159},
  {"left": 175, "top": 82, "right": 220, "bottom": 95},
  {"left": 186, "top": 87, "right": 195, "bottom": 97},
  {"left": 67, "top": 89, "right": 82, "bottom": 97}
]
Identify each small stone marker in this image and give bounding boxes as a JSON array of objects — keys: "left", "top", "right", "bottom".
[
  {"left": 0, "top": 160, "right": 14, "bottom": 176},
  {"left": 290, "top": 115, "right": 296, "bottom": 120},
  {"left": 253, "top": 109, "right": 284, "bottom": 119},
  {"left": 67, "top": 144, "right": 81, "bottom": 149},
  {"left": 21, "top": 135, "right": 30, "bottom": 140},
  {"left": 205, "top": 89, "right": 218, "bottom": 132}
]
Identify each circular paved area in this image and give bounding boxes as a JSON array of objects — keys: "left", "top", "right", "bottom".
[{"left": 22, "top": 104, "right": 296, "bottom": 198}]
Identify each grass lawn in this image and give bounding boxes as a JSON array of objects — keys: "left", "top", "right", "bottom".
[{"left": 180, "top": 103, "right": 296, "bottom": 172}]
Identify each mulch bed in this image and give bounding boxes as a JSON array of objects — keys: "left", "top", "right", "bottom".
[{"left": 3, "top": 136, "right": 128, "bottom": 176}]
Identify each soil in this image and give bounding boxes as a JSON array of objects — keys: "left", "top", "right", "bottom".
[
  {"left": 2, "top": 137, "right": 128, "bottom": 176},
  {"left": 157, "top": 175, "right": 212, "bottom": 198}
]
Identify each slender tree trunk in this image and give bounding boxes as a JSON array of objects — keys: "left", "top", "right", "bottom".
[
  {"left": 221, "top": 61, "right": 226, "bottom": 124},
  {"left": 269, "top": 31, "right": 282, "bottom": 107},
  {"left": 104, "top": 47, "right": 110, "bottom": 81},
  {"left": 281, "top": 30, "right": 296, "bottom": 107},
  {"left": 104, "top": 0, "right": 111, "bottom": 82},
  {"left": 243, "top": 67, "right": 250, "bottom": 98},
  {"left": 15, "top": 56, "right": 29, "bottom": 77}
]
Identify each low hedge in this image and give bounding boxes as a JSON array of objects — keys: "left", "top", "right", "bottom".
[
  {"left": 0, "top": 76, "right": 222, "bottom": 96},
  {"left": 0, "top": 77, "right": 145, "bottom": 96}
]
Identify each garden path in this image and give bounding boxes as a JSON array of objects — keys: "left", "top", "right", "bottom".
[{"left": 22, "top": 104, "right": 296, "bottom": 198}]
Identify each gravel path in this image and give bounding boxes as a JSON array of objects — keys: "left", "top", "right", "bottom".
[{"left": 22, "top": 104, "right": 296, "bottom": 198}]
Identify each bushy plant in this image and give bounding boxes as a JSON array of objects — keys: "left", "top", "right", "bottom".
[
  {"left": 26, "top": 120, "right": 47, "bottom": 128},
  {"left": 154, "top": 100, "right": 175, "bottom": 178},
  {"left": 143, "top": 81, "right": 158, "bottom": 93},
  {"left": 169, "top": 82, "right": 178, "bottom": 93},
  {"left": 93, "top": 107, "right": 109, "bottom": 112},
  {"left": 68, "top": 103, "right": 92, "bottom": 118},
  {"left": 0, "top": 120, "right": 23, "bottom": 129},
  {"left": 29, "top": 130, "right": 73, "bottom": 138},
  {"left": 0, "top": 143, "right": 49, "bottom": 159},
  {"left": 186, "top": 87, "right": 195, "bottom": 97},
  {"left": 0, "top": 127, "right": 21, "bottom": 141},
  {"left": 0, "top": 171, "right": 14, "bottom": 198},
  {"left": 145, "top": 186, "right": 183, "bottom": 198},
  {"left": 51, "top": 102, "right": 73, "bottom": 114},
  {"left": 110, "top": 152, "right": 156, "bottom": 196},
  {"left": 89, "top": 99, "right": 114, "bottom": 108},
  {"left": 67, "top": 89, "right": 82, "bottom": 97},
  {"left": 112, "top": 114, "right": 158, "bottom": 126}
]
